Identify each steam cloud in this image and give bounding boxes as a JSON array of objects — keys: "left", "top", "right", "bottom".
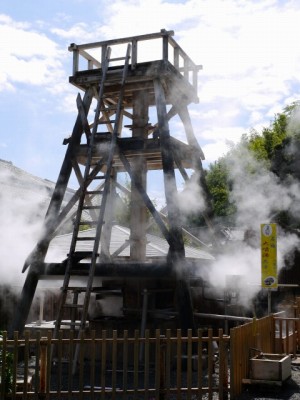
[{"left": 0, "top": 161, "right": 48, "bottom": 287}]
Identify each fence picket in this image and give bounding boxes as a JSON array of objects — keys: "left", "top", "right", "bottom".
[
  {"left": 123, "top": 329, "right": 128, "bottom": 398},
  {"left": 197, "top": 328, "right": 203, "bottom": 399},
  {"left": 100, "top": 330, "right": 106, "bottom": 400},
  {"left": 176, "top": 329, "right": 182, "bottom": 400}
]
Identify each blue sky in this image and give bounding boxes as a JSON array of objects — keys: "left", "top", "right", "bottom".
[{"left": 1, "top": 0, "right": 300, "bottom": 189}]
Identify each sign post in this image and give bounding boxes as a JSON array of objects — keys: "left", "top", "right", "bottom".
[{"left": 261, "top": 223, "right": 278, "bottom": 314}]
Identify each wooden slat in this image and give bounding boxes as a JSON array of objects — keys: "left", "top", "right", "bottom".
[
  {"left": 155, "top": 329, "right": 161, "bottom": 400},
  {"left": 176, "top": 329, "right": 182, "bottom": 400},
  {"left": 165, "top": 329, "right": 171, "bottom": 399},
  {"left": 207, "top": 329, "right": 213, "bottom": 400},
  {"left": 197, "top": 329, "right": 203, "bottom": 399},
  {"left": 218, "top": 329, "right": 224, "bottom": 400},
  {"left": 101, "top": 330, "right": 107, "bottom": 400},
  {"left": 122, "top": 330, "right": 128, "bottom": 399},
  {"left": 112, "top": 330, "right": 117, "bottom": 399},
  {"left": 144, "top": 329, "right": 150, "bottom": 399},
  {"left": 12, "top": 331, "right": 19, "bottom": 399},
  {"left": 78, "top": 330, "right": 85, "bottom": 399},
  {"left": 57, "top": 330, "right": 63, "bottom": 398},
  {"left": 187, "top": 329, "right": 192, "bottom": 400}
]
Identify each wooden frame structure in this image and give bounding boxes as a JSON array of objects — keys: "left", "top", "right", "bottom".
[{"left": 12, "top": 29, "right": 213, "bottom": 336}]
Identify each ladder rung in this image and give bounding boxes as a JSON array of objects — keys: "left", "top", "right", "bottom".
[
  {"left": 92, "top": 175, "right": 106, "bottom": 180},
  {"left": 82, "top": 205, "right": 101, "bottom": 210},
  {"left": 97, "top": 120, "right": 116, "bottom": 125},
  {"left": 69, "top": 251, "right": 95, "bottom": 260},
  {"left": 100, "top": 106, "right": 117, "bottom": 111},
  {"left": 86, "top": 190, "right": 103, "bottom": 195},
  {"left": 109, "top": 56, "right": 129, "bottom": 61},
  {"left": 79, "top": 221, "right": 98, "bottom": 225},
  {"left": 76, "top": 236, "right": 96, "bottom": 241},
  {"left": 64, "top": 304, "right": 83, "bottom": 309},
  {"left": 62, "top": 286, "right": 92, "bottom": 292}
]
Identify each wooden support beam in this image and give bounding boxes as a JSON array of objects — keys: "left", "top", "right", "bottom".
[
  {"left": 153, "top": 78, "right": 185, "bottom": 261},
  {"left": 22, "top": 87, "right": 94, "bottom": 273},
  {"left": 130, "top": 91, "right": 149, "bottom": 261},
  {"left": 12, "top": 89, "right": 94, "bottom": 335},
  {"left": 153, "top": 78, "right": 196, "bottom": 334}
]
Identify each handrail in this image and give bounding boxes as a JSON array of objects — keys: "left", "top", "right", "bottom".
[{"left": 68, "top": 29, "right": 201, "bottom": 91}]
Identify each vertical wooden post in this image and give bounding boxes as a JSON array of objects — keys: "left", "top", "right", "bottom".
[
  {"left": 153, "top": 78, "right": 185, "bottom": 259},
  {"left": 131, "top": 39, "right": 137, "bottom": 69},
  {"left": 130, "top": 91, "right": 149, "bottom": 261},
  {"left": 174, "top": 47, "right": 179, "bottom": 69},
  {"left": 162, "top": 31, "right": 169, "bottom": 63},
  {"left": 153, "top": 78, "right": 196, "bottom": 334},
  {"left": 72, "top": 48, "right": 79, "bottom": 75},
  {"left": 159, "top": 335, "right": 166, "bottom": 400},
  {"left": 101, "top": 172, "right": 117, "bottom": 259},
  {"left": 40, "top": 337, "right": 48, "bottom": 394}
]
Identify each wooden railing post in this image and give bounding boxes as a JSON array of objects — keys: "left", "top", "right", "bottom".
[
  {"left": 159, "top": 335, "right": 166, "bottom": 400},
  {"left": 39, "top": 337, "right": 48, "bottom": 394}
]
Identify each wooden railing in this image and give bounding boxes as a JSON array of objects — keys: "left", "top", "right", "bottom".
[
  {"left": 230, "top": 313, "right": 300, "bottom": 397},
  {"left": 68, "top": 29, "right": 202, "bottom": 91},
  {"left": 0, "top": 329, "right": 230, "bottom": 399},
  {"left": 230, "top": 315, "right": 275, "bottom": 397}
]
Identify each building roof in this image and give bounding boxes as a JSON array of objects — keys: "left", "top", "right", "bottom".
[
  {"left": 0, "top": 159, "right": 214, "bottom": 264},
  {"left": 46, "top": 225, "right": 214, "bottom": 262}
]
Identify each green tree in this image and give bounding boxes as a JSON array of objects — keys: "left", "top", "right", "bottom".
[
  {"left": 206, "top": 158, "right": 236, "bottom": 219},
  {"left": 203, "top": 102, "right": 300, "bottom": 225}
]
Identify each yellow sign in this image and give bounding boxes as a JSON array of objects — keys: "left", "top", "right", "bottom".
[{"left": 261, "top": 223, "right": 277, "bottom": 289}]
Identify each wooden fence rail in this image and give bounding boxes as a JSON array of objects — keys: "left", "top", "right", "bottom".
[{"left": 0, "top": 329, "right": 230, "bottom": 399}]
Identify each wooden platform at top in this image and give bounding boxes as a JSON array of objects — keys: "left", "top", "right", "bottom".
[
  {"left": 74, "top": 135, "right": 196, "bottom": 171},
  {"left": 69, "top": 60, "right": 199, "bottom": 107}
]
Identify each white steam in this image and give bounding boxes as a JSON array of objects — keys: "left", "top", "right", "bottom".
[
  {"left": 177, "top": 172, "right": 206, "bottom": 216},
  {"left": 228, "top": 146, "right": 300, "bottom": 229},
  {"left": 201, "top": 143, "right": 300, "bottom": 310},
  {"left": 0, "top": 162, "right": 49, "bottom": 287}
]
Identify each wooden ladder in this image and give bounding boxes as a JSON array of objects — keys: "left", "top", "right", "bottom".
[{"left": 52, "top": 43, "right": 131, "bottom": 372}]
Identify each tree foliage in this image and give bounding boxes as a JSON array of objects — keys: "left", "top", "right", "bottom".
[
  {"left": 204, "top": 101, "right": 300, "bottom": 223},
  {"left": 205, "top": 158, "right": 236, "bottom": 219}
]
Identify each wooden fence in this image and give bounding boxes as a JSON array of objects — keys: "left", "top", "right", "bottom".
[
  {"left": 230, "top": 313, "right": 300, "bottom": 397},
  {"left": 0, "top": 329, "right": 230, "bottom": 399},
  {"left": 1, "top": 313, "right": 299, "bottom": 399},
  {"left": 230, "top": 315, "right": 274, "bottom": 397}
]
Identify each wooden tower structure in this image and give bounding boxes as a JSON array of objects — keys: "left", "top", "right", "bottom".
[{"left": 12, "top": 29, "right": 213, "bottom": 336}]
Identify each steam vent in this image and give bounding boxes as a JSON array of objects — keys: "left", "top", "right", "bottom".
[{"left": 12, "top": 29, "right": 214, "bottom": 337}]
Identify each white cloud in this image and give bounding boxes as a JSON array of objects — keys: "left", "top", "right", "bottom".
[
  {"left": 201, "top": 140, "right": 232, "bottom": 164},
  {"left": 0, "top": 14, "right": 65, "bottom": 90}
]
